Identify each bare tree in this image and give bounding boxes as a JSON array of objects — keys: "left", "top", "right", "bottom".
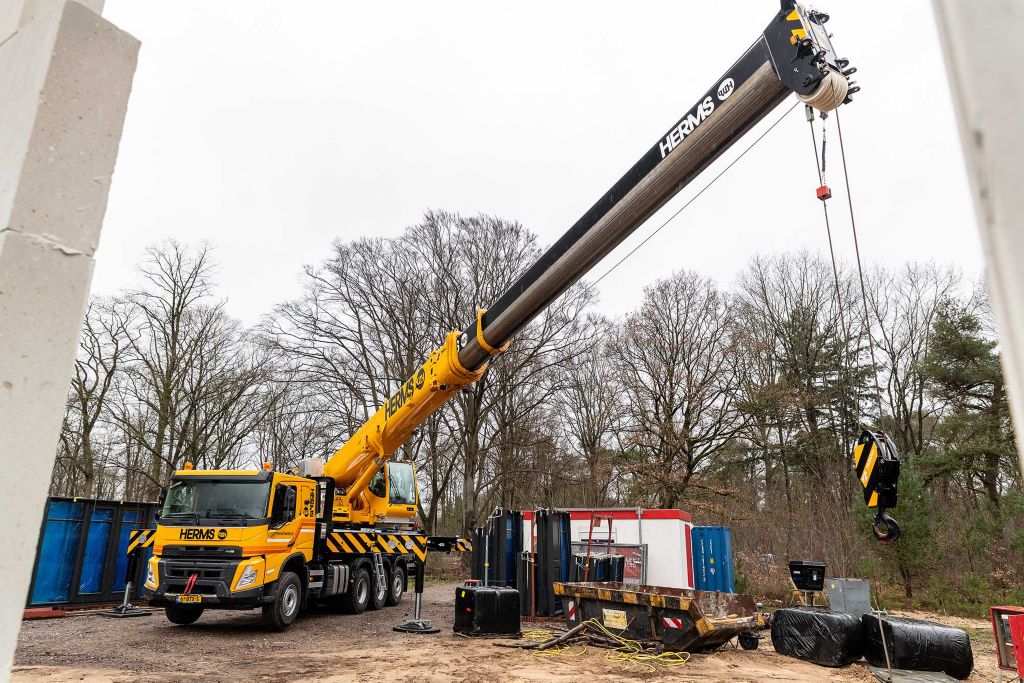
[
  {"left": 51, "top": 298, "right": 130, "bottom": 497},
  {"left": 611, "top": 270, "right": 742, "bottom": 507}
]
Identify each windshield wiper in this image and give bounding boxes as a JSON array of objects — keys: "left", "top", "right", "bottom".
[
  {"left": 162, "top": 512, "right": 200, "bottom": 525},
  {"left": 207, "top": 509, "right": 253, "bottom": 524}
]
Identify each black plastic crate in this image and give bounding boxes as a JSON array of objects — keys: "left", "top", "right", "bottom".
[{"left": 454, "top": 585, "right": 521, "bottom": 636}]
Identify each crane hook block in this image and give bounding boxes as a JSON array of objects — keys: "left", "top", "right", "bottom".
[
  {"left": 816, "top": 184, "right": 832, "bottom": 201},
  {"left": 853, "top": 430, "right": 901, "bottom": 543}
]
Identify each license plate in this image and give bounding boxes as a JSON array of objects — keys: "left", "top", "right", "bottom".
[{"left": 176, "top": 595, "right": 201, "bottom": 604}]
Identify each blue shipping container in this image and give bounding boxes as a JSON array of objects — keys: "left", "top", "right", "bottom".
[{"left": 691, "top": 526, "right": 735, "bottom": 593}]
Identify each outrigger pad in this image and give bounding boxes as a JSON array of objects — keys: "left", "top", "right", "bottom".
[
  {"left": 393, "top": 619, "right": 440, "bottom": 634},
  {"left": 98, "top": 605, "right": 151, "bottom": 618}
]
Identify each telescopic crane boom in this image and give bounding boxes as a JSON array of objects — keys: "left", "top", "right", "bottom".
[{"left": 325, "top": 0, "right": 872, "bottom": 525}]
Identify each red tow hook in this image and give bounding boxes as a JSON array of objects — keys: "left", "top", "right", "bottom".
[{"left": 183, "top": 573, "right": 198, "bottom": 595}]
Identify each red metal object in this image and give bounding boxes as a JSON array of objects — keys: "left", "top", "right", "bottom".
[
  {"left": 990, "top": 606, "right": 1024, "bottom": 671},
  {"left": 583, "top": 513, "right": 615, "bottom": 582},
  {"left": 1010, "top": 614, "right": 1024, "bottom": 678},
  {"left": 23, "top": 608, "right": 65, "bottom": 620},
  {"left": 816, "top": 184, "right": 832, "bottom": 201}
]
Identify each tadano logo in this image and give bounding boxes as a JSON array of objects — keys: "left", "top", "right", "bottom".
[{"left": 717, "top": 78, "right": 735, "bottom": 101}]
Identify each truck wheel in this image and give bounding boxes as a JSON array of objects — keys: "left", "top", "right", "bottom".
[
  {"left": 262, "top": 571, "right": 301, "bottom": 631},
  {"left": 368, "top": 566, "right": 387, "bottom": 611},
  {"left": 165, "top": 605, "right": 203, "bottom": 625},
  {"left": 739, "top": 632, "right": 759, "bottom": 650},
  {"left": 340, "top": 567, "right": 370, "bottom": 614},
  {"left": 386, "top": 564, "right": 405, "bottom": 607}
]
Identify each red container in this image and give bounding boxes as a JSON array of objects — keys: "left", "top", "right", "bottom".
[{"left": 990, "top": 606, "right": 1024, "bottom": 671}]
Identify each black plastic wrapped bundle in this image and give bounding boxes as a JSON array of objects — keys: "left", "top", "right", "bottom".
[
  {"left": 771, "top": 607, "right": 865, "bottom": 667},
  {"left": 862, "top": 615, "right": 973, "bottom": 680}
]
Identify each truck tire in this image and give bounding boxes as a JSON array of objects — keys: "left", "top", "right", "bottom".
[
  {"left": 368, "top": 566, "right": 387, "bottom": 611},
  {"left": 340, "top": 567, "right": 370, "bottom": 614},
  {"left": 262, "top": 571, "right": 301, "bottom": 631},
  {"left": 165, "top": 605, "right": 203, "bottom": 625},
  {"left": 386, "top": 564, "right": 405, "bottom": 607}
]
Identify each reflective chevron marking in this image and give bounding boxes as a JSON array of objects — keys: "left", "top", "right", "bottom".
[
  {"left": 327, "top": 531, "right": 427, "bottom": 561},
  {"left": 127, "top": 528, "right": 155, "bottom": 555}
]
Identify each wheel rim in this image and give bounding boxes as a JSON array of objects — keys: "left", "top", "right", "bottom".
[
  {"left": 356, "top": 578, "right": 368, "bottom": 605},
  {"left": 393, "top": 572, "right": 403, "bottom": 597},
  {"left": 283, "top": 584, "right": 298, "bottom": 617}
]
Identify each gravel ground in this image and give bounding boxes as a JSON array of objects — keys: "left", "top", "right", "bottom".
[{"left": 12, "top": 583, "right": 998, "bottom": 682}]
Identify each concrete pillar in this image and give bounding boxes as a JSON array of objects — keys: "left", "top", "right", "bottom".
[
  {"left": 0, "top": 1, "right": 137, "bottom": 676},
  {"left": 932, "top": 1, "right": 1024, "bottom": 479}
]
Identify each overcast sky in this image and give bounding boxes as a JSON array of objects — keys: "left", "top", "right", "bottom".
[{"left": 97, "top": 0, "right": 982, "bottom": 326}]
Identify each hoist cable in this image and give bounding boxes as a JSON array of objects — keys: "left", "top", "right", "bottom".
[
  {"left": 835, "top": 109, "right": 886, "bottom": 422},
  {"left": 808, "top": 109, "right": 856, "bottom": 449},
  {"left": 588, "top": 100, "right": 800, "bottom": 289}
]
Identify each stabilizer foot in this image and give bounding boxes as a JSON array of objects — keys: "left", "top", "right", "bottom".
[
  {"left": 98, "top": 604, "right": 151, "bottom": 618},
  {"left": 393, "top": 619, "right": 440, "bottom": 634}
]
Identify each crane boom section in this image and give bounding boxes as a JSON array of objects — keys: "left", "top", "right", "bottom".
[
  {"left": 325, "top": 1, "right": 853, "bottom": 522},
  {"left": 323, "top": 332, "right": 484, "bottom": 507}
]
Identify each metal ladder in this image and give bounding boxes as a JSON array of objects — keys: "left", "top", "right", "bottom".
[{"left": 372, "top": 551, "right": 386, "bottom": 594}]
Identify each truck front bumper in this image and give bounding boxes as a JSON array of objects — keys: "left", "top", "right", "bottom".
[
  {"left": 145, "top": 584, "right": 268, "bottom": 609},
  {"left": 145, "top": 558, "right": 273, "bottom": 610}
]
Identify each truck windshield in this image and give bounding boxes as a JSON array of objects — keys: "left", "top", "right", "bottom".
[{"left": 162, "top": 479, "right": 271, "bottom": 525}]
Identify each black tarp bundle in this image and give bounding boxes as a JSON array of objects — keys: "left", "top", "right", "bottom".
[
  {"left": 771, "top": 607, "right": 866, "bottom": 667},
  {"left": 862, "top": 615, "right": 974, "bottom": 680}
]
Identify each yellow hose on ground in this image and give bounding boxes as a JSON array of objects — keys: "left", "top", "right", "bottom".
[{"left": 524, "top": 619, "right": 691, "bottom": 671}]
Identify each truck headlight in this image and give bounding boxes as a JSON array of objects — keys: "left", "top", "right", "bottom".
[
  {"left": 145, "top": 559, "right": 157, "bottom": 589},
  {"left": 236, "top": 565, "right": 258, "bottom": 590}
]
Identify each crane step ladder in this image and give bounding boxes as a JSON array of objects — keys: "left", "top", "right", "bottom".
[{"left": 372, "top": 551, "right": 387, "bottom": 596}]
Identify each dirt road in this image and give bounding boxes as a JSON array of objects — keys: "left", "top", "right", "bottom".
[{"left": 12, "top": 583, "right": 997, "bottom": 682}]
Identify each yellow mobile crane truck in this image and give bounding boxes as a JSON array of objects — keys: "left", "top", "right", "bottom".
[{"left": 129, "top": 1, "right": 893, "bottom": 631}]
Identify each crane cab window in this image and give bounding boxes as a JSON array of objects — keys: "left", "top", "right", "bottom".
[
  {"left": 366, "top": 463, "right": 416, "bottom": 505},
  {"left": 368, "top": 470, "right": 386, "bottom": 498},
  {"left": 387, "top": 462, "right": 416, "bottom": 505},
  {"left": 270, "top": 484, "right": 297, "bottom": 528}
]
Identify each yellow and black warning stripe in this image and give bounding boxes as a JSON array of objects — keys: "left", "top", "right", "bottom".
[
  {"left": 784, "top": 8, "right": 808, "bottom": 43},
  {"left": 854, "top": 431, "right": 890, "bottom": 508},
  {"left": 455, "top": 538, "right": 472, "bottom": 553},
  {"left": 127, "top": 528, "right": 156, "bottom": 555},
  {"left": 326, "top": 531, "right": 427, "bottom": 562}
]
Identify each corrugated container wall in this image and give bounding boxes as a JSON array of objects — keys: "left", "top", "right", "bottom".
[{"left": 691, "top": 526, "right": 735, "bottom": 593}]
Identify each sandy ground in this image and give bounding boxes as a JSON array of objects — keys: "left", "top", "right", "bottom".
[{"left": 13, "top": 583, "right": 999, "bottom": 682}]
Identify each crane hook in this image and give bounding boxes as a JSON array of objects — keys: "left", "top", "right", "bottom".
[
  {"left": 853, "top": 430, "right": 902, "bottom": 544},
  {"left": 872, "top": 509, "right": 901, "bottom": 544}
]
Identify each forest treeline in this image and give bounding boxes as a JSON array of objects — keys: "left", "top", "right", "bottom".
[{"left": 50, "top": 211, "right": 1023, "bottom": 614}]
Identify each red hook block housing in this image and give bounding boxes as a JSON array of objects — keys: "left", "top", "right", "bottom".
[{"left": 816, "top": 184, "right": 832, "bottom": 201}]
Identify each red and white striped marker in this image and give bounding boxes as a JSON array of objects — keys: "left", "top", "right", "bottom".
[
  {"left": 567, "top": 600, "right": 576, "bottom": 620},
  {"left": 662, "top": 616, "right": 684, "bottom": 629}
]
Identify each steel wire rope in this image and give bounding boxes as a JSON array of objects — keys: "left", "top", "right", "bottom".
[
  {"left": 834, "top": 109, "right": 885, "bottom": 422},
  {"left": 808, "top": 108, "right": 858, "bottom": 442}
]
